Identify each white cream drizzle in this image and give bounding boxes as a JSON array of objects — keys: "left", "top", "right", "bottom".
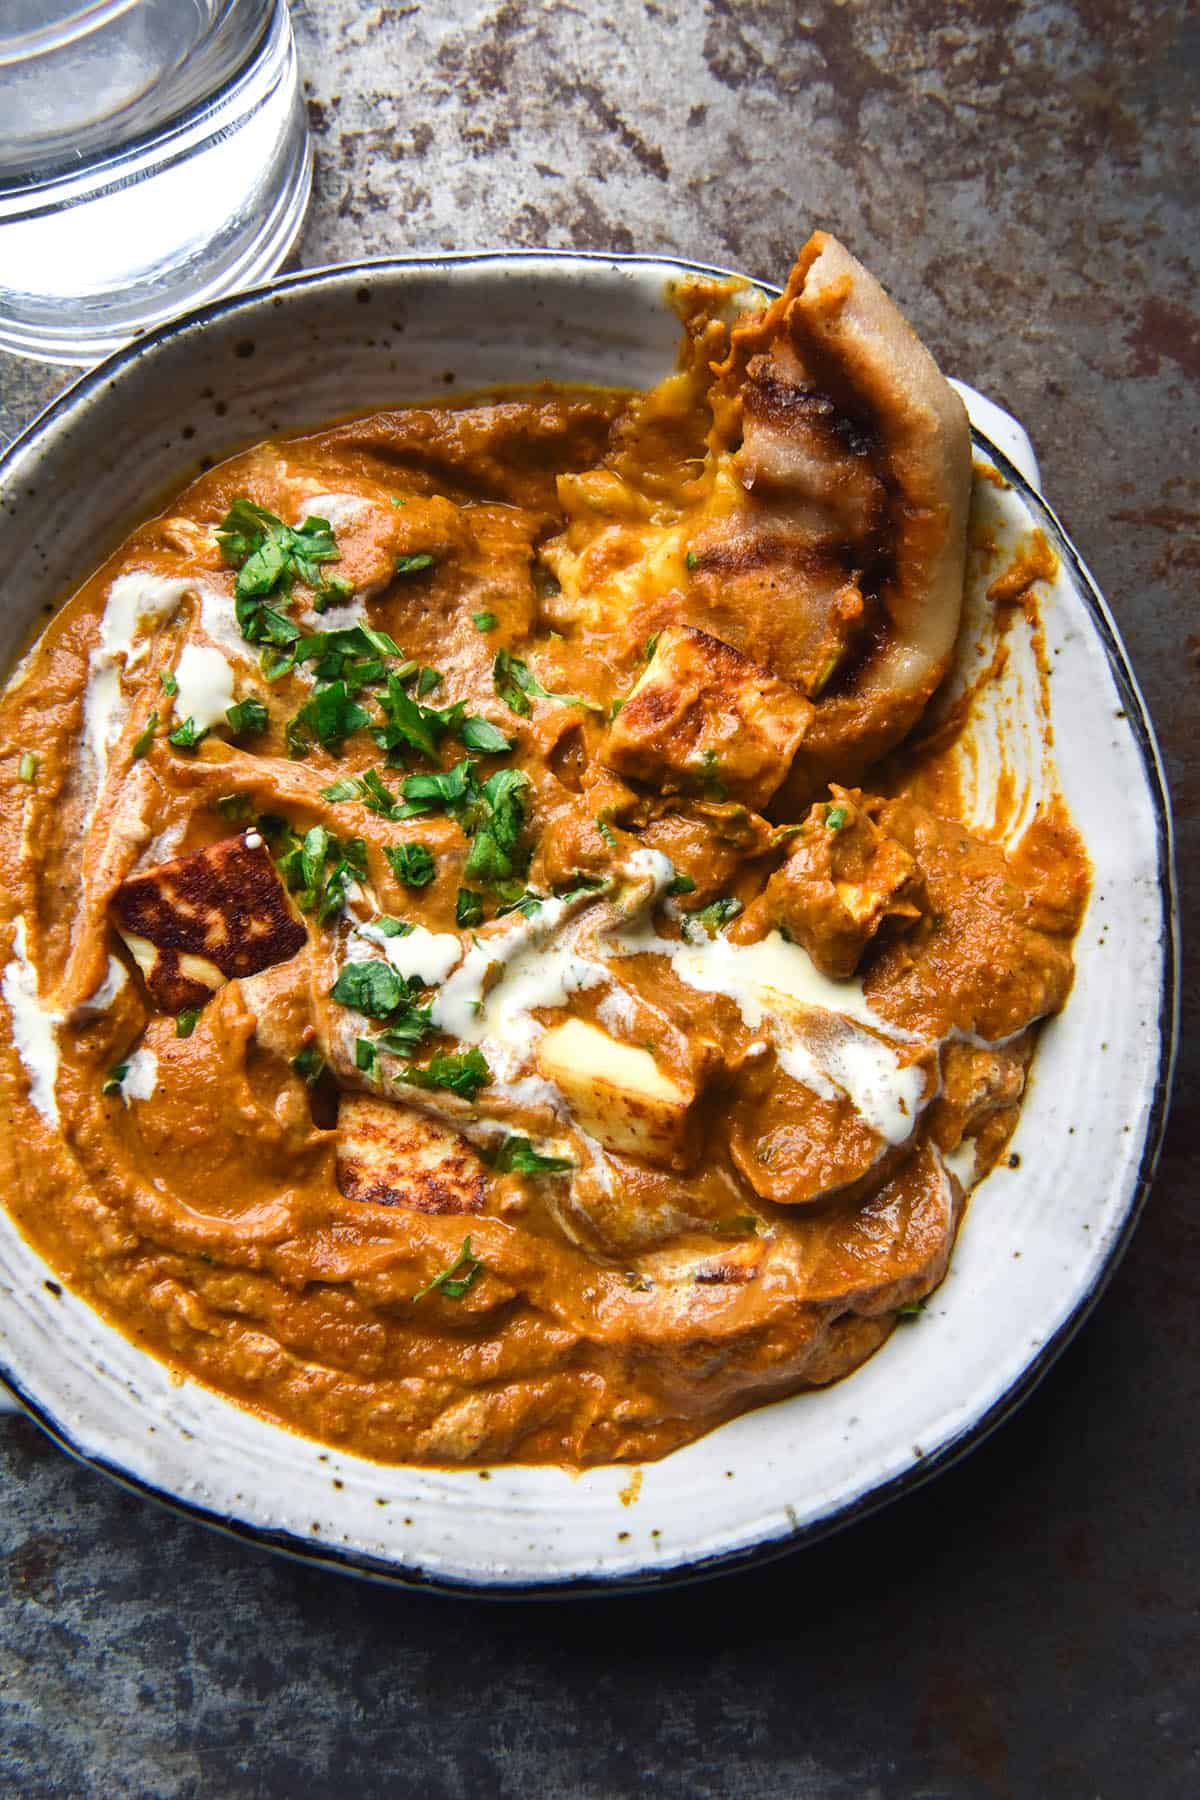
[
  {"left": 72, "top": 955, "right": 128, "bottom": 1022},
  {"left": 119, "top": 1047, "right": 158, "bottom": 1105},
  {"left": 943, "top": 1138, "right": 981, "bottom": 1192},
  {"left": 355, "top": 922, "right": 463, "bottom": 989},
  {"left": 82, "top": 571, "right": 198, "bottom": 816},
  {"left": 173, "top": 643, "right": 234, "bottom": 731},
  {"left": 2, "top": 917, "right": 62, "bottom": 1127}
]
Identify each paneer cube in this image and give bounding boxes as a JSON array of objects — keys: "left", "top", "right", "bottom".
[
  {"left": 336, "top": 1093, "right": 485, "bottom": 1213},
  {"left": 764, "top": 786, "right": 923, "bottom": 979},
  {"left": 536, "top": 1017, "right": 698, "bottom": 1169},
  {"left": 602, "top": 624, "right": 811, "bottom": 809},
  {"left": 110, "top": 832, "right": 307, "bottom": 1012}
]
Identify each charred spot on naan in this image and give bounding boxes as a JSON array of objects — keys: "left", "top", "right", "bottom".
[
  {"left": 110, "top": 833, "right": 307, "bottom": 1013},
  {"left": 336, "top": 1093, "right": 486, "bottom": 1213}
]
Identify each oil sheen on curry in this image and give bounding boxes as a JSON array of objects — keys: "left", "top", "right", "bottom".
[{"left": 0, "top": 234, "right": 1089, "bottom": 1467}]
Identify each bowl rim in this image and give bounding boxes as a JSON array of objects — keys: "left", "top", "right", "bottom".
[{"left": 0, "top": 251, "right": 1180, "bottom": 1598}]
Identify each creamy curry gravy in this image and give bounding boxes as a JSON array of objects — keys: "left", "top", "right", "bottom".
[{"left": 0, "top": 235, "right": 1089, "bottom": 1466}]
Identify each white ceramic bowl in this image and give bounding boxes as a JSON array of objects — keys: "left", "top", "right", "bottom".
[{"left": 0, "top": 255, "right": 1178, "bottom": 1594}]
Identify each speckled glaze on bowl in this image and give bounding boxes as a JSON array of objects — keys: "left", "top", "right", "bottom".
[{"left": 0, "top": 255, "right": 1178, "bottom": 1595}]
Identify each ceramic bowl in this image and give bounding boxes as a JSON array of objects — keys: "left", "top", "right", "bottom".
[{"left": 0, "top": 255, "right": 1178, "bottom": 1594}]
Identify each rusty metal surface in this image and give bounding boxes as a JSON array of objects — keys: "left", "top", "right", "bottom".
[{"left": 1, "top": 2, "right": 1195, "bottom": 1793}]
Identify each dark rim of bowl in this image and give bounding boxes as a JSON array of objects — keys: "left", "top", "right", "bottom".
[{"left": 0, "top": 253, "right": 1180, "bottom": 1600}]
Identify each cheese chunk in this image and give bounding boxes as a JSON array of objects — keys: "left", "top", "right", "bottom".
[
  {"left": 336, "top": 1093, "right": 485, "bottom": 1213},
  {"left": 603, "top": 624, "right": 811, "bottom": 808},
  {"left": 536, "top": 1017, "right": 696, "bottom": 1168},
  {"left": 110, "top": 833, "right": 307, "bottom": 1013}
]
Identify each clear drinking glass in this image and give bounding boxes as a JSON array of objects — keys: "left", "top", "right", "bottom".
[{"left": 0, "top": 0, "right": 312, "bottom": 366}]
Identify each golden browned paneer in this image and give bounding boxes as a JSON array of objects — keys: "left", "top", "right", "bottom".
[
  {"left": 763, "top": 786, "right": 923, "bottom": 979},
  {"left": 536, "top": 1017, "right": 700, "bottom": 1169},
  {"left": 602, "top": 624, "right": 811, "bottom": 808},
  {"left": 336, "top": 1093, "right": 486, "bottom": 1212},
  {"left": 110, "top": 832, "right": 307, "bottom": 1012}
]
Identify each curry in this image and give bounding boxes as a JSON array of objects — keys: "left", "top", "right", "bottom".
[{"left": 0, "top": 234, "right": 1089, "bottom": 1466}]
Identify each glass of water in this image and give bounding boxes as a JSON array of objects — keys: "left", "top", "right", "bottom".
[{"left": 0, "top": 0, "right": 312, "bottom": 366}]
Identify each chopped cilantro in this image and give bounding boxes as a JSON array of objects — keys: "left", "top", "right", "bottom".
[
  {"left": 496, "top": 889, "right": 544, "bottom": 918},
  {"left": 595, "top": 816, "right": 618, "bottom": 850},
  {"left": 101, "top": 1062, "right": 129, "bottom": 1096},
  {"left": 167, "top": 717, "right": 206, "bottom": 751},
  {"left": 463, "top": 768, "right": 531, "bottom": 887},
  {"left": 319, "top": 776, "right": 361, "bottom": 803},
  {"left": 355, "top": 1037, "right": 378, "bottom": 1076},
  {"left": 374, "top": 672, "right": 463, "bottom": 763},
  {"left": 681, "top": 896, "right": 743, "bottom": 941},
  {"left": 394, "top": 552, "right": 436, "bottom": 577},
  {"left": 685, "top": 551, "right": 698, "bottom": 571},
  {"left": 330, "top": 961, "right": 408, "bottom": 1018},
  {"left": 225, "top": 696, "right": 269, "bottom": 737},
  {"left": 492, "top": 648, "right": 600, "bottom": 717},
  {"left": 455, "top": 887, "right": 485, "bottom": 928},
  {"left": 459, "top": 716, "right": 513, "bottom": 754},
  {"left": 825, "top": 804, "right": 848, "bottom": 831},
  {"left": 486, "top": 1135, "right": 573, "bottom": 1175},
  {"left": 643, "top": 633, "right": 659, "bottom": 661},
  {"left": 375, "top": 916, "right": 415, "bottom": 938},
  {"left": 398, "top": 1047, "right": 491, "bottom": 1103},
  {"left": 131, "top": 713, "right": 158, "bottom": 759},
  {"left": 215, "top": 793, "right": 253, "bottom": 823},
  {"left": 175, "top": 1007, "right": 201, "bottom": 1038},
  {"left": 291, "top": 1044, "right": 326, "bottom": 1084},
  {"left": 17, "top": 751, "right": 37, "bottom": 783},
  {"left": 472, "top": 610, "right": 498, "bottom": 632},
  {"left": 416, "top": 665, "right": 442, "bottom": 698},
  {"left": 273, "top": 821, "right": 365, "bottom": 922},
  {"left": 217, "top": 498, "right": 342, "bottom": 601},
  {"left": 400, "top": 758, "right": 474, "bottom": 815},
  {"left": 667, "top": 871, "right": 696, "bottom": 896},
  {"left": 384, "top": 841, "right": 436, "bottom": 888},
  {"left": 374, "top": 1001, "right": 436, "bottom": 1056},
  {"left": 413, "top": 1235, "right": 484, "bottom": 1302},
  {"left": 160, "top": 671, "right": 178, "bottom": 696},
  {"left": 285, "top": 681, "right": 371, "bottom": 758},
  {"left": 897, "top": 1296, "right": 928, "bottom": 1320}
]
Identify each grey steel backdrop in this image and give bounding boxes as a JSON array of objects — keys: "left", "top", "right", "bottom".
[{"left": 1, "top": 3, "right": 1195, "bottom": 1794}]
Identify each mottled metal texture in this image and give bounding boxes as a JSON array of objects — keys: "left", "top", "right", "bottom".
[{"left": 1, "top": 2, "right": 1196, "bottom": 1794}]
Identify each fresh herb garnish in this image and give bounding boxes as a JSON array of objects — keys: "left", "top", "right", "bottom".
[
  {"left": 825, "top": 804, "right": 848, "bottom": 831},
  {"left": 472, "top": 611, "right": 498, "bottom": 632},
  {"left": 681, "top": 896, "right": 743, "bottom": 941},
  {"left": 216, "top": 499, "right": 344, "bottom": 634},
  {"left": 161, "top": 671, "right": 178, "bottom": 696},
  {"left": 398, "top": 1047, "right": 491, "bottom": 1103},
  {"left": 413, "top": 1235, "right": 484, "bottom": 1302},
  {"left": 17, "top": 751, "right": 37, "bottom": 783},
  {"left": 459, "top": 716, "right": 513, "bottom": 754},
  {"left": 595, "top": 816, "right": 618, "bottom": 850},
  {"left": 131, "top": 713, "right": 159, "bottom": 759},
  {"left": 373, "top": 673, "right": 453, "bottom": 763},
  {"left": 273, "top": 822, "right": 366, "bottom": 922},
  {"left": 463, "top": 768, "right": 531, "bottom": 887},
  {"left": 375, "top": 916, "right": 415, "bottom": 938},
  {"left": 394, "top": 552, "right": 436, "bottom": 577},
  {"left": 291, "top": 1044, "right": 326, "bottom": 1084},
  {"left": 355, "top": 1037, "right": 379, "bottom": 1075},
  {"left": 685, "top": 551, "right": 698, "bottom": 571},
  {"left": 486, "top": 1135, "right": 573, "bottom": 1175},
  {"left": 101, "top": 1061, "right": 129, "bottom": 1096},
  {"left": 667, "top": 871, "right": 696, "bottom": 896},
  {"left": 492, "top": 648, "right": 600, "bottom": 717},
  {"left": 225, "top": 696, "right": 269, "bottom": 737},
  {"left": 455, "top": 888, "right": 485, "bottom": 928},
  {"left": 897, "top": 1296, "right": 927, "bottom": 1320},
  {"left": 384, "top": 842, "right": 436, "bottom": 888},
  {"left": 643, "top": 633, "right": 659, "bottom": 661},
  {"left": 399, "top": 758, "right": 475, "bottom": 816},
  {"left": 215, "top": 793, "right": 253, "bottom": 823},
  {"left": 175, "top": 1007, "right": 201, "bottom": 1038},
  {"left": 330, "top": 961, "right": 409, "bottom": 1018},
  {"left": 416, "top": 666, "right": 442, "bottom": 698},
  {"left": 285, "top": 680, "right": 371, "bottom": 758},
  {"left": 167, "top": 717, "right": 206, "bottom": 751}
]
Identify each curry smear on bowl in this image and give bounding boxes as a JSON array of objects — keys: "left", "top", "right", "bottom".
[{"left": 0, "top": 233, "right": 1089, "bottom": 1468}]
